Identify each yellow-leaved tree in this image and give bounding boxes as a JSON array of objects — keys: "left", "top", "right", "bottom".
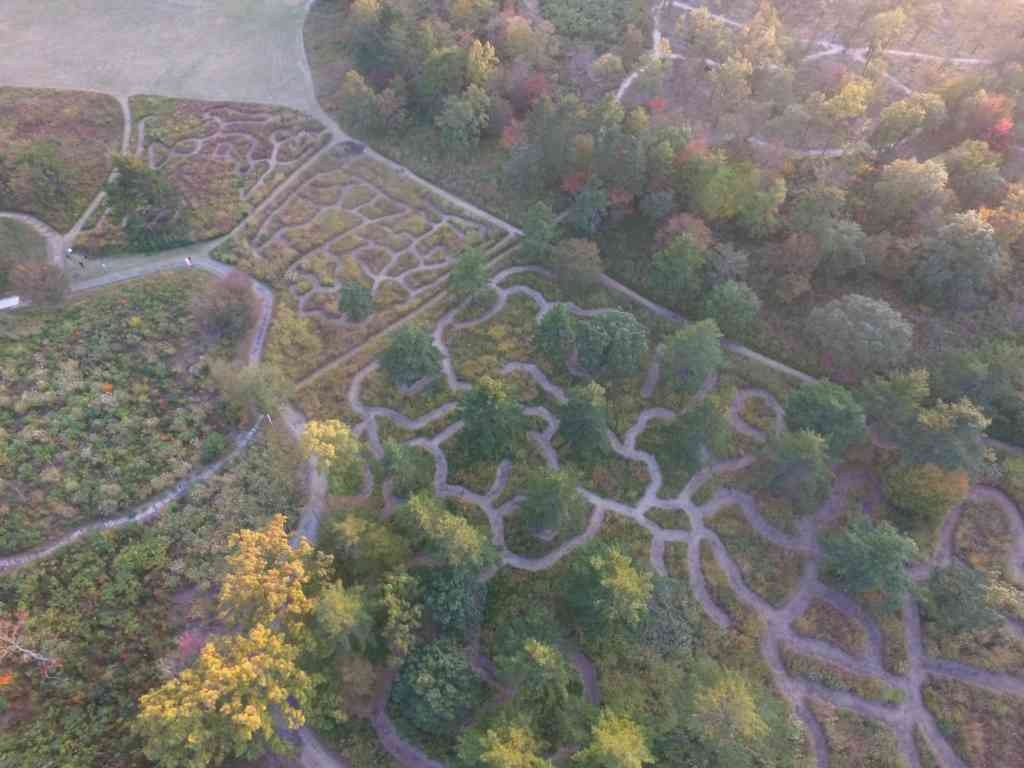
[
  {"left": 692, "top": 666, "right": 767, "bottom": 746},
  {"left": 403, "top": 491, "right": 496, "bottom": 571},
  {"left": 136, "top": 624, "right": 311, "bottom": 768},
  {"left": 217, "top": 514, "right": 331, "bottom": 639},
  {"left": 573, "top": 709, "right": 653, "bottom": 768},
  {"left": 301, "top": 419, "right": 363, "bottom": 494}
]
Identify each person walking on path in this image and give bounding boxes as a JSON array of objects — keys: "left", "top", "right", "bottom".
[{"left": 185, "top": 256, "right": 192, "bottom": 268}]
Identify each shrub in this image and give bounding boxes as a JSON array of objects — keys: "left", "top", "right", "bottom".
[
  {"left": 191, "top": 272, "right": 255, "bottom": 342},
  {"left": 884, "top": 463, "right": 969, "bottom": 528},
  {"left": 200, "top": 432, "right": 229, "bottom": 463},
  {"left": 390, "top": 638, "right": 481, "bottom": 734},
  {"left": 919, "top": 564, "right": 1001, "bottom": 634},
  {"left": 338, "top": 282, "right": 374, "bottom": 322},
  {"left": 380, "top": 325, "right": 441, "bottom": 387}
]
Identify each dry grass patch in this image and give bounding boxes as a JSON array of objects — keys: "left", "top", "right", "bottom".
[
  {"left": 809, "top": 700, "right": 907, "bottom": 768},
  {"left": 781, "top": 644, "right": 904, "bottom": 704},
  {"left": 705, "top": 505, "right": 805, "bottom": 606},
  {"left": 923, "top": 678, "right": 1024, "bottom": 768},
  {"left": 792, "top": 599, "right": 869, "bottom": 659}
]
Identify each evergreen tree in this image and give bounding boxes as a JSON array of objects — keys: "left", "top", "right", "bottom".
[
  {"left": 457, "top": 376, "right": 528, "bottom": 461},
  {"left": 381, "top": 325, "right": 442, "bottom": 387},
  {"left": 558, "top": 382, "right": 611, "bottom": 465}
]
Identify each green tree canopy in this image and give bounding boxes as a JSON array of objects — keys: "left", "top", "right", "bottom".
[
  {"left": 662, "top": 320, "right": 724, "bottom": 395},
  {"left": 457, "top": 720, "right": 552, "bottom": 768},
  {"left": 943, "top": 139, "right": 1008, "bottom": 209},
  {"left": 573, "top": 709, "right": 654, "bottom": 768},
  {"left": 436, "top": 84, "right": 491, "bottom": 150},
  {"left": 862, "top": 369, "right": 990, "bottom": 474},
  {"left": 105, "top": 154, "right": 187, "bottom": 250},
  {"left": 872, "top": 158, "right": 951, "bottom": 230},
  {"left": 449, "top": 246, "right": 490, "bottom": 301},
  {"left": 136, "top": 625, "right": 312, "bottom": 768},
  {"left": 535, "top": 303, "right": 577, "bottom": 362},
  {"left": 569, "top": 544, "right": 654, "bottom": 642},
  {"left": 919, "top": 564, "right": 1001, "bottom": 635},
  {"left": 871, "top": 92, "right": 947, "bottom": 148},
  {"left": 313, "top": 579, "right": 371, "bottom": 657},
  {"left": 650, "top": 234, "right": 707, "bottom": 308},
  {"left": 401, "top": 492, "right": 497, "bottom": 571},
  {"left": 884, "top": 463, "right": 969, "bottom": 529},
  {"left": 932, "top": 341, "right": 1024, "bottom": 442},
  {"left": 703, "top": 280, "right": 761, "bottom": 340},
  {"left": 558, "top": 382, "right": 612, "bottom": 465},
  {"left": 338, "top": 281, "right": 375, "bottom": 322},
  {"left": 521, "top": 201, "right": 558, "bottom": 264},
  {"left": 422, "top": 566, "right": 486, "bottom": 639},
  {"left": 911, "top": 211, "right": 1004, "bottom": 310},
  {"left": 390, "top": 638, "right": 482, "bottom": 734},
  {"left": 822, "top": 516, "right": 919, "bottom": 609},
  {"left": 785, "top": 381, "right": 866, "bottom": 458},
  {"left": 381, "top": 440, "right": 434, "bottom": 498},
  {"left": 576, "top": 310, "right": 649, "bottom": 381},
  {"left": 568, "top": 181, "right": 609, "bottom": 235},
  {"left": 457, "top": 376, "right": 528, "bottom": 461},
  {"left": 553, "top": 238, "right": 605, "bottom": 295},
  {"left": 754, "top": 430, "right": 833, "bottom": 516},
  {"left": 519, "top": 467, "right": 587, "bottom": 536},
  {"left": 381, "top": 325, "right": 442, "bottom": 387},
  {"left": 808, "top": 294, "right": 913, "bottom": 373}
]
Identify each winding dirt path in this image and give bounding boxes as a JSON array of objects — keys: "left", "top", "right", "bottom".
[
  {"left": 337, "top": 264, "right": 1024, "bottom": 768},
  {"left": 613, "top": 1, "right": 994, "bottom": 158}
]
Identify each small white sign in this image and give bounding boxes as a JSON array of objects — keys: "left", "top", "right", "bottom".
[{"left": 0, "top": 296, "right": 21, "bottom": 310}]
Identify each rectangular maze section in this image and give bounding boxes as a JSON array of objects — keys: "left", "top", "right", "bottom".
[{"left": 217, "top": 144, "right": 514, "bottom": 381}]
